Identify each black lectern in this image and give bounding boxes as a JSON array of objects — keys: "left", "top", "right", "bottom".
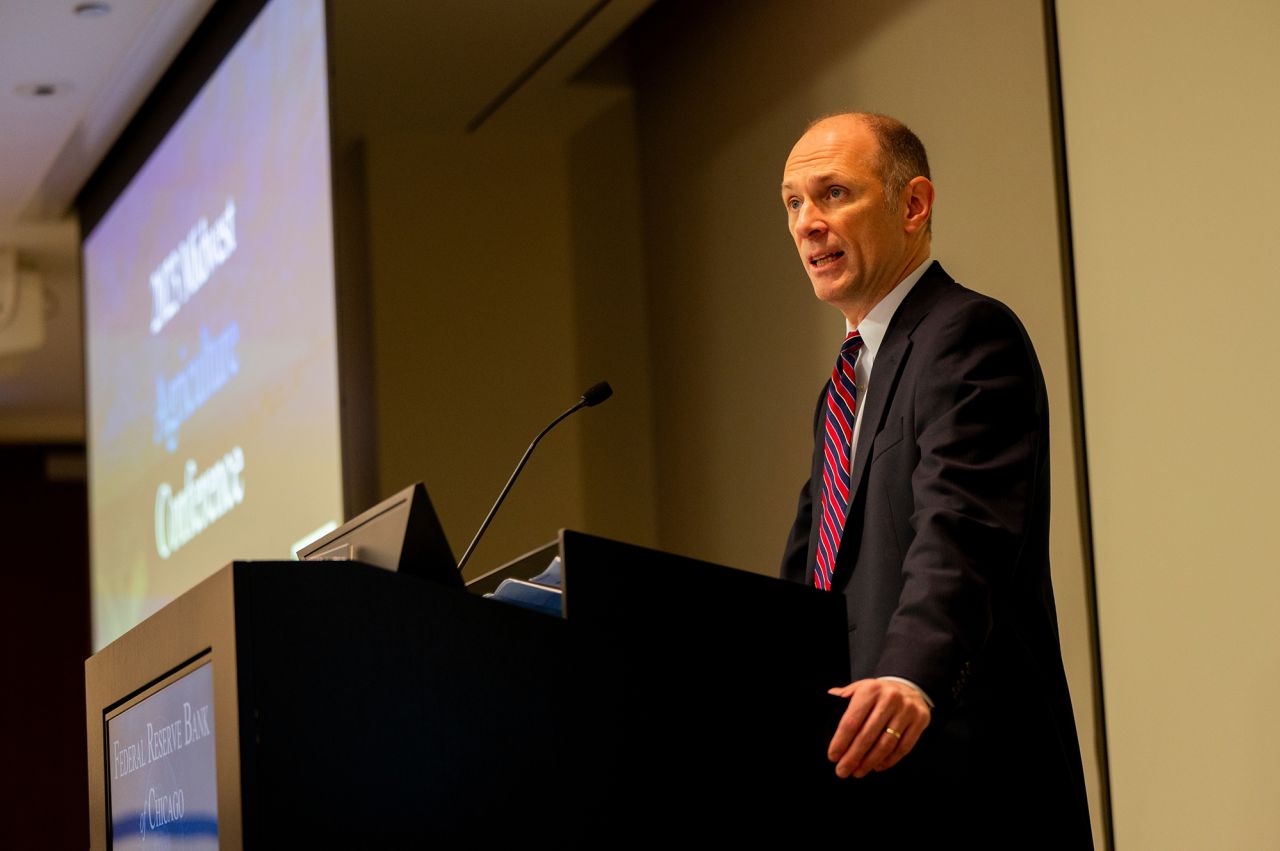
[{"left": 86, "top": 531, "right": 849, "bottom": 846}]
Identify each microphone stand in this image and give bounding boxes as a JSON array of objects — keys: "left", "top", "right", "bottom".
[{"left": 456, "top": 383, "right": 611, "bottom": 572}]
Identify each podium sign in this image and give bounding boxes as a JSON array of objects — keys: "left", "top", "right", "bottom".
[{"left": 106, "top": 658, "right": 218, "bottom": 849}]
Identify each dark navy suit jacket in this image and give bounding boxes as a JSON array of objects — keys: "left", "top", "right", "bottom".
[{"left": 781, "top": 262, "right": 1093, "bottom": 845}]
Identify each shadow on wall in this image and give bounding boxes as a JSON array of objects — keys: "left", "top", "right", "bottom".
[{"left": 629, "top": 0, "right": 924, "bottom": 160}]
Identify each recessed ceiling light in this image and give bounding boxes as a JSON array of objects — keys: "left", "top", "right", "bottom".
[
  {"left": 74, "top": 2, "right": 112, "bottom": 17},
  {"left": 14, "top": 82, "right": 66, "bottom": 98}
]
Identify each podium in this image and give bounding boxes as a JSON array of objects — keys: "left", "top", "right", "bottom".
[{"left": 86, "top": 531, "right": 850, "bottom": 846}]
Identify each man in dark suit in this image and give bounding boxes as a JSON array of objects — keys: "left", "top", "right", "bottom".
[{"left": 779, "top": 113, "right": 1092, "bottom": 843}]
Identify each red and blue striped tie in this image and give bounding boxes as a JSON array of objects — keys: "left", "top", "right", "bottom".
[{"left": 814, "top": 330, "right": 862, "bottom": 591}]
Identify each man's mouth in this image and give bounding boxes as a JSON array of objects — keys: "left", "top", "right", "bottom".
[{"left": 810, "top": 251, "right": 845, "bottom": 268}]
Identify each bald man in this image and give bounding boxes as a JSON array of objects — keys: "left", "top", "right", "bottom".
[{"left": 779, "top": 113, "right": 1091, "bottom": 844}]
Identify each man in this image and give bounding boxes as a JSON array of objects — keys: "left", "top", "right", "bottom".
[{"left": 779, "top": 113, "right": 1092, "bottom": 843}]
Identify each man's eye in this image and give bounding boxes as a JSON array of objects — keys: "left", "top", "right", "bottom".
[
  {"left": 830, "top": 187, "right": 845, "bottom": 199},
  {"left": 787, "top": 198, "right": 801, "bottom": 211}
]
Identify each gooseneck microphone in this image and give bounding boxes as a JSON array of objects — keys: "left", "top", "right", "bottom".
[{"left": 456, "top": 382, "right": 613, "bottom": 572}]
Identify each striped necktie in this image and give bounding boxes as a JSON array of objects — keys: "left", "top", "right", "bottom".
[{"left": 814, "top": 330, "right": 863, "bottom": 591}]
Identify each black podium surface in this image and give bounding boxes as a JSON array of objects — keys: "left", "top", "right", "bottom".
[{"left": 86, "top": 531, "right": 849, "bottom": 846}]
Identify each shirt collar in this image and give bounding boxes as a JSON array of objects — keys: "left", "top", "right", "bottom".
[{"left": 845, "top": 256, "right": 933, "bottom": 358}]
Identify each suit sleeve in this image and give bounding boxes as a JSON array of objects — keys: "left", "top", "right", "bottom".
[{"left": 872, "top": 298, "right": 1047, "bottom": 704}]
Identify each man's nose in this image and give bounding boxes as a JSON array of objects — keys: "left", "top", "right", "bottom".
[{"left": 794, "top": 202, "right": 826, "bottom": 238}]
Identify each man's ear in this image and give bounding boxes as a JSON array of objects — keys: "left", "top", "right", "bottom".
[{"left": 903, "top": 176, "right": 935, "bottom": 234}]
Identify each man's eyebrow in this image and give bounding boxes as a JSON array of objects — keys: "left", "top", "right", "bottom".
[{"left": 780, "top": 173, "right": 840, "bottom": 192}]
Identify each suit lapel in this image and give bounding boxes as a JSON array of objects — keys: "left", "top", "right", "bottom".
[
  {"left": 833, "top": 262, "right": 952, "bottom": 582},
  {"left": 845, "top": 338, "right": 909, "bottom": 512}
]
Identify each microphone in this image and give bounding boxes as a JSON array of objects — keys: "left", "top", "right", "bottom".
[
  {"left": 456, "top": 381, "right": 613, "bottom": 572},
  {"left": 581, "top": 381, "right": 612, "bottom": 407}
]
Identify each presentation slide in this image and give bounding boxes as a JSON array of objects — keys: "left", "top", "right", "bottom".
[{"left": 85, "top": 0, "right": 343, "bottom": 650}]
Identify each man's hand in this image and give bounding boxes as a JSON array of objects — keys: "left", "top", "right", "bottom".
[{"left": 827, "top": 678, "right": 932, "bottom": 779}]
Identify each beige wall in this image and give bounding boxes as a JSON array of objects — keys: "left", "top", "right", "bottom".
[
  {"left": 358, "top": 96, "right": 661, "bottom": 574},
  {"left": 363, "top": 129, "right": 587, "bottom": 570},
  {"left": 1057, "top": 1, "right": 1280, "bottom": 847},
  {"left": 565, "top": 100, "right": 661, "bottom": 546},
  {"left": 363, "top": 125, "right": 656, "bottom": 574},
  {"left": 629, "top": 0, "right": 1104, "bottom": 843}
]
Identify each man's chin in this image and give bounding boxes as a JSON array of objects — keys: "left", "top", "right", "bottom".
[{"left": 811, "top": 278, "right": 854, "bottom": 308}]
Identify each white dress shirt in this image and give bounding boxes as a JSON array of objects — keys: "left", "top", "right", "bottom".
[{"left": 845, "top": 256, "right": 932, "bottom": 463}]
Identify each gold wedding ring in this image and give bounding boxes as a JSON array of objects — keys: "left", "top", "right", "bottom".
[{"left": 883, "top": 726, "right": 902, "bottom": 739}]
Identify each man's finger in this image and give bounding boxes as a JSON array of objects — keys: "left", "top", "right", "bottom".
[
  {"left": 855, "top": 713, "right": 915, "bottom": 777},
  {"left": 827, "top": 686, "right": 875, "bottom": 762},
  {"left": 876, "top": 719, "right": 926, "bottom": 772},
  {"left": 853, "top": 724, "right": 905, "bottom": 778},
  {"left": 834, "top": 686, "right": 906, "bottom": 777},
  {"left": 835, "top": 702, "right": 896, "bottom": 778}
]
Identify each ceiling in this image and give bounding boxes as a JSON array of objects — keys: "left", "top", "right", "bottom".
[
  {"left": 0, "top": 0, "right": 214, "bottom": 441},
  {"left": 0, "top": 0, "right": 651, "bottom": 442}
]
